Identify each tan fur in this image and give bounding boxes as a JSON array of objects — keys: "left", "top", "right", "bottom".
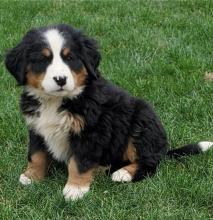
[
  {"left": 66, "top": 157, "right": 95, "bottom": 186},
  {"left": 123, "top": 163, "right": 138, "bottom": 177},
  {"left": 24, "top": 151, "right": 50, "bottom": 181},
  {"left": 62, "top": 47, "right": 70, "bottom": 56},
  {"left": 123, "top": 139, "right": 138, "bottom": 162},
  {"left": 122, "top": 139, "right": 138, "bottom": 178},
  {"left": 69, "top": 113, "right": 85, "bottom": 134},
  {"left": 42, "top": 48, "right": 51, "bottom": 57},
  {"left": 26, "top": 71, "right": 45, "bottom": 89},
  {"left": 74, "top": 68, "right": 88, "bottom": 87}
]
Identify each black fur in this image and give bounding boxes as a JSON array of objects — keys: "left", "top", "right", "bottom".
[
  {"left": 20, "top": 93, "right": 40, "bottom": 117},
  {"left": 27, "top": 129, "right": 46, "bottom": 162},
  {"left": 5, "top": 42, "right": 28, "bottom": 84},
  {"left": 5, "top": 24, "right": 209, "bottom": 183},
  {"left": 167, "top": 144, "right": 201, "bottom": 159}
]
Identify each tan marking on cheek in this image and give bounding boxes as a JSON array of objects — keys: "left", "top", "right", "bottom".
[
  {"left": 123, "top": 139, "right": 138, "bottom": 163},
  {"left": 42, "top": 48, "right": 51, "bottom": 57},
  {"left": 63, "top": 47, "right": 70, "bottom": 56},
  {"left": 24, "top": 151, "right": 50, "bottom": 181},
  {"left": 73, "top": 68, "right": 88, "bottom": 87},
  {"left": 66, "top": 157, "right": 95, "bottom": 187},
  {"left": 123, "top": 163, "right": 138, "bottom": 177},
  {"left": 26, "top": 71, "right": 45, "bottom": 89}
]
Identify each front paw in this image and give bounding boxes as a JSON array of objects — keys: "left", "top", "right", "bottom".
[
  {"left": 63, "top": 184, "right": 90, "bottom": 201},
  {"left": 19, "top": 173, "right": 32, "bottom": 185}
]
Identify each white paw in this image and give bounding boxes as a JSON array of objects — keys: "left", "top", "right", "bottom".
[
  {"left": 19, "top": 173, "right": 32, "bottom": 185},
  {"left": 63, "top": 184, "right": 90, "bottom": 201},
  {"left": 111, "top": 168, "right": 132, "bottom": 182}
]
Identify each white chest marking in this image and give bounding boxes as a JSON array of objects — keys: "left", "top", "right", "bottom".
[{"left": 26, "top": 98, "right": 72, "bottom": 162}]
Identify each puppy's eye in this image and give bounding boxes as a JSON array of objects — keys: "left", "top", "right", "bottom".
[
  {"left": 66, "top": 54, "right": 73, "bottom": 61},
  {"left": 30, "top": 56, "right": 48, "bottom": 64},
  {"left": 29, "top": 51, "right": 51, "bottom": 64}
]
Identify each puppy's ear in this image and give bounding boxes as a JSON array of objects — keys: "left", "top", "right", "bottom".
[
  {"left": 5, "top": 42, "right": 27, "bottom": 85},
  {"left": 81, "top": 36, "right": 101, "bottom": 79}
]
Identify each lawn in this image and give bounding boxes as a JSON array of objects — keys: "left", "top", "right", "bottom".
[{"left": 0, "top": 0, "right": 213, "bottom": 219}]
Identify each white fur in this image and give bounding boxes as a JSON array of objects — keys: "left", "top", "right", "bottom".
[
  {"left": 198, "top": 141, "right": 213, "bottom": 152},
  {"left": 111, "top": 168, "right": 132, "bottom": 182},
  {"left": 42, "top": 29, "right": 75, "bottom": 94},
  {"left": 19, "top": 173, "right": 32, "bottom": 185},
  {"left": 25, "top": 94, "right": 72, "bottom": 162},
  {"left": 63, "top": 184, "right": 90, "bottom": 201}
]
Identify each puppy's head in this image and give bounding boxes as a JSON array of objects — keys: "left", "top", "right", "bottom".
[{"left": 5, "top": 24, "right": 101, "bottom": 97}]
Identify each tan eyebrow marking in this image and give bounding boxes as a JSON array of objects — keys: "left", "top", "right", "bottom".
[
  {"left": 42, "top": 48, "right": 51, "bottom": 57},
  {"left": 62, "top": 47, "right": 70, "bottom": 56}
]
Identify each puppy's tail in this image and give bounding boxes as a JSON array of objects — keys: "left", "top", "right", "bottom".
[{"left": 167, "top": 141, "right": 213, "bottom": 159}]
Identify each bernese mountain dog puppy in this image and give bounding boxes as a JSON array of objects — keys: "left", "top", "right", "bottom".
[{"left": 5, "top": 24, "right": 213, "bottom": 201}]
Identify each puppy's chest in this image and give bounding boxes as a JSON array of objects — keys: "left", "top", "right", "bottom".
[{"left": 24, "top": 98, "right": 84, "bottom": 162}]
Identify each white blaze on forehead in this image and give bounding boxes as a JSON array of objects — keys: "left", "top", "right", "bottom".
[
  {"left": 41, "top": 29, "right": 76, "bottom": 94},
  {"left": 44, "top": 29, "right": 64, "bottom": 53}
]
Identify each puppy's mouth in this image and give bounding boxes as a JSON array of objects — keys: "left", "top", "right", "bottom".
[
  {"left": 50, "top": 87, "right": 70, "bottom": 94},
  {"left": 45, "top": 86, "right": 80, "bottom": 97},
  {"left": 56, "top": 88, "right": 65, "bottom": 92}
]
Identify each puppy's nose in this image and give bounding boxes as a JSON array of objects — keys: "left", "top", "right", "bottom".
[{"left": 53, "top": 76, "right": 67, "bottom": 87}]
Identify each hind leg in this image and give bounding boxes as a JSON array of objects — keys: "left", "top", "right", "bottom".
[
  {"left": 111, "top": 163, "right": 138, "bottom": 182},
  {"left": 111, "top": 139, "right": 139, "bottom": 182},
  {"left": 111, "top": 138, "right": 158, "bottom": 182},
  {"left": 111, "top": 162, "right": 158, "bottom": 182}
]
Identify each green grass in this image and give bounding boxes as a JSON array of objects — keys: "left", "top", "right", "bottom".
[{"left": 0, "top": 0, "right": 213, "bottom": 219}]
